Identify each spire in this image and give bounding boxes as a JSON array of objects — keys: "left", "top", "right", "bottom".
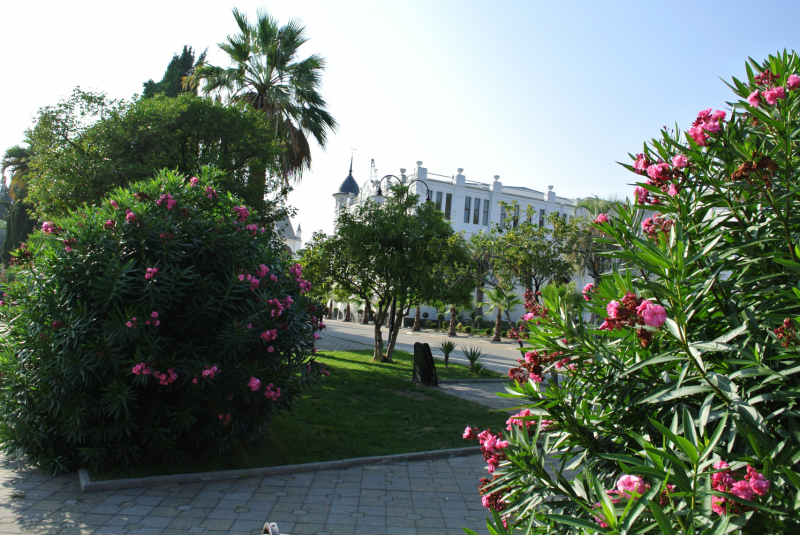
[{"left": 349, "top": 154, "right": 353, "bottom": 174}]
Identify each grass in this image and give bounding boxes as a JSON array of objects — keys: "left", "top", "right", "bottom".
[{"left": 89, "top": 349, "right": 508, "bottom": 481}]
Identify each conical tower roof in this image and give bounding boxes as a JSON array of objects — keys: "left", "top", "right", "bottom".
[{"left": 336, "top": 155, "right": 360, "bottom": 195}]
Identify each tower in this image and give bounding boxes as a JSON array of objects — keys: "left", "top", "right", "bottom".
[{"left": 333, "top": 155, "right": 360, "bottom": 217}]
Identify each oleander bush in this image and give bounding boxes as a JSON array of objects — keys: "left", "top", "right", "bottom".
[
  {"left": 464, "top": 52, "right": 800, "bottom": 533},
  {"left": 0, "top": 167, "right": 326, "bottom": 473}
]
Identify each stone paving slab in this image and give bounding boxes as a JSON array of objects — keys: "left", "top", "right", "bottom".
[{"left": 0, "top": 454, "right": 493, "bottom": 535}]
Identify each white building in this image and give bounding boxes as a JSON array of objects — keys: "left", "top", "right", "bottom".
[
  {"left": 332, "top": 159, "right": 590, "bottom": 324},
  {"left": 277, "top": 216, "right": 302, "bottom": 254}
]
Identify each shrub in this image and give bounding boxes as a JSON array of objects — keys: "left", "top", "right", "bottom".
[
  {"left": 456, "top": 322, "right": 464, "bottom": 332},
  {"left": 425, "top": 319, "right": 433, "bottom": 328},
  {"left": 484, "top": 327, "right": 493, "bottom": 336},
  {"left": 0, "top": 168, "right": 325, "bottom": 473},
  {"left": 464, "top": 52, "right": 800, "bottom": 533},
  {"left": 422, "top": 311, "right": 429, "bottom": 319},
  {"left": 436, "top": 312, "right": 445, "bottom": 323},
  {"left": 474, "top": 315, "right": 483, "bottom": 325},
  {"left": 500, "top": 330, "right": 507, "bottom": 338},
  {"left": 437, "top": 340, "right": 456, "bottom": 368},
  {"left": 464, "top": 326, "right": 472, "bottom": 334},
  {"left": 460, "top": 346, "right": 486, "bottom": 374}
]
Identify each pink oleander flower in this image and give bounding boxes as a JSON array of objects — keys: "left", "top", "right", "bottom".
[
  {"left": 702, "top": 120, "right": 721, "bottom": 134},
  {"left": 205, "top": 186, "right": 218, "bottom": 199},
  {"left": 712, "top": 496, "right": 727, "bottom": 515},
  {"left": 745, "top": 465, "right": 770, "bottom": 496},
  {"left": 528, "top": 373, "right": 543, "bottom": 383},
  {"left": 233, "top": 206, "right": 250, "bottom": 222},
  {"left": 667, "top": 183, "right": 679, "bottom": 197},
  {"left": 321, "top": 370, "right": 330, "bottom": 376},
  {"left": 637, "top": 300, "right": 667, "bottom": 328},
  {"left": 647, "top": 162, "right": 671, "bottom": 181},
  {"left": 189, "top": 177, "right": 199, "bottom": 187},
  {"left": 247, "top": 377, "right": 262, "bottom": 391},
  {"left": 238, "top": 273, "right": 245, "bottom": 281},
  {"left": 521, "top": 312, "right": 535, "bottom": 321},
  {"left": 617, "top": 475, "right": 647, "bottom": 498},
  {"left": 42, "top": 221, "right": 56, "bottom": 234},
  {"left": 764, "top": 86, "right": 786, "bottom": 105},
  {"left": 110, "top": 200, "right": 119, "bottom": 209},
  {"left": 634, "top": 186, "right": 649, "bottom": 204},
  {"left": 463, "top": 426, "right": 478, "bottom": 440},
  {"left": 257, "top": 264, "right": 269, "bottom": 278},
  {"left": 672, "top": 154, "right": 688, "bottom": 168},
  {"left": 582, "top": 283, "right": 594, "bottom": 301},
  {"left": 633, "top": 153, "right": 648, "bottom": 174},
  {"left": 313, "top": 333, "right": 320, "bottom": 339},
  {"left": 606, "top": 300, "right": 620, "bottom": 319},
  {"left": 64, "top": 246, "right": 72, "bottom": 253},
  {"left": 593, "top": 213, "right": 609, "bottom": 224},
  {"left": 145, "top": 267, "right": 159, "bottom": 280},
  {"left": 246, "top": 323, "right": 252, "bottom": 330},
  {"left": 747, "top": 90, "right": 761, "bottom": 108},
  {"left": 104, "top": 220, "right": 116, "bottom": 229},
  {"left": 267, "top": 346, "right": 275, "bottom": 353},
  {"left": 731, "top": 480, "right": 754, "bottom": 501},
  {"left": 687, "top": 126, "right": 709, "bottom": 146},
  {"left": 788, "top": 74, "right": 800, "bottom": 91},
  {"left": 125, "top": 209, "right": 137, "bottom": 223},
  {"left": 260, "top": 329, "right": 278, "bottom": 342}
]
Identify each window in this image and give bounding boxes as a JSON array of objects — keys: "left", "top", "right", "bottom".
[
  {"left": 539, "top": 208, "right": 546, "bottom": 228},
  {"left": 464, "top": 197, "right": 472, "bottom": 223},
  {"left": 435, "top": 192, "right": 443, "bottom": 211},
  {"left": 513, "top": 205, "right": 520, "bottom": 228},
  {"left": 473, "top": 198, "right": 481, "bottom": 224},
  {"left": 445, "top": 193, "right": 452, "bottom": 220},
  {"left": 482, "top": 199, "right": 489, "bottom": 225},
  {"left": 500, "top": 204, "right": 506, "bottom": 224}
]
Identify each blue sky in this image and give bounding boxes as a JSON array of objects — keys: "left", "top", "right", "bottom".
[{"left": 2, "top": 0, "right": 799, "bottom": 236}]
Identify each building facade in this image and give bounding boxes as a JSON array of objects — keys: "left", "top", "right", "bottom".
[{"left": 332, "top": 159, "right": 591, "bottom": 323}]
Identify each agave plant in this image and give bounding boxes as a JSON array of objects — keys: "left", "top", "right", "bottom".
[{"left": 461, "top": 345, "right": 486, "bottom": 374}]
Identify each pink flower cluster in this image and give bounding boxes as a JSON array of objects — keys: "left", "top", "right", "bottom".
[
  {"left": 125, "top": 209, "right": 137, "bottom": 223},
  {"left": 711, "top": 462, "right": 770, "bottom": 515},
  {"left": 264, "top": 383, "right": 281, "bottom": 401},
  {"left": 641, "top": 214, "right": 675, "bottom": 240},
  {"left": 463, "top": 427, "right": 509, "bottom": 473},
  {"left": 687, "top": 108, "right": 726, "bottom": 146},
  {"left": 233, "top": 206, "right": 250, "bottom": 222},
  {"left": 132, "top": 362, "right": 177, "bottom": 385},
  {"left": 132, "top": 362, "right": 150, "bottom": 375},
  {"left": 601, "top": 293, "right": 667, "bottom": 347},
  {"left": 257, "top": 264, "right": 270, "bottom": 278},
  {"left": 63, "top": 238, "right": 76, "bottom": 253},
  {"left": 42, "top": 221, "right": 60, "bottom": 235},
  {"left": 631, "top": 151, "right": 690, "bottom": 204},
  {"left": 289, "top": 264, "right": 312, "bottom": 294},
  {"left": 202, "top": 365, "right": 219, "bottom": 378},
  {"left": 260, "top": 329, "right": 278, "bottom": 342},
  {"left": 189, "top": 177, "right": 199, "bottom": 187},
  {"left": 247, "top": 377, "right": 262, "bottom": 391},
  {"left": 582, "top": 283, "right": 595, "bottom": 301},
  {"left": 110, "top": 200, "right": 119, "bottom": 210},
  {"left": 156, "top": 193, "right": 177, "bottom": 210},
  {"left": 505, "top": 409, "right": 553, "bottom": 433},
  {"left": 146, "top": 311, "right": 160, "bottom": 327},
  {"left": 747, "top": 70, "right": 800, "bottom": 108},
  {"left": 125, "top": 316, "right": 138, "bottom": 329},
  {"left": 104, "top": 220, "right": 116, "bottom": 230},
  {"left": 593, "top": 213, "right": 609, "bottom": 225},
  {"left": 266, "top": 296, "right": 293, "bottom": 318},
  {"left": 219, "top": 413, "right": 231, "bottom": 425},
  {"left": 205, "top": 187, "right": 218, "bottom": 199},
  {"left": 145, "top": 267, "right": 159, "bottom": 280}
]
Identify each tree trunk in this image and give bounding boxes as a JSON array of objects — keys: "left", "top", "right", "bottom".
[
  {"left": 385, "top": 305, "right": 407, "bottom": 361},
  {"left": 448, "top": 305, "right": 457, "bottom": 337},
  {"left": 327, "top": 300, "right": 334, "bottom": 319},
  {"left": 412, "top": 305, "right": 421, "bottom": 331},
  {"left": 344, "top": 303, "right": 351, "bottom": 322},
  {"left": 491, "top": 308, "right": 502, "bottom": 342},
  {"left": 474, "top": 285, "right": 484, "bottom": 328},
  {"left": 372, "top": 304, "right": 390, "bottom": 362},
  {"left": 362, "top": 301, "right": 371, "bottom": 324}
]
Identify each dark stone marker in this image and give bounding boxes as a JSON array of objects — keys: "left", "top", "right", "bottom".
[{"left": 413, "top": 342, "right": 439, "bottom": 386}]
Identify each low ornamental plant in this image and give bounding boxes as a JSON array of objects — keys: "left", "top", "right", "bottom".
[
  {"left": 462, "top": 52, "right": 800, "bottom": 533},
  {"left": 0, "top": 168, "right": 327, "bottom": 473}
]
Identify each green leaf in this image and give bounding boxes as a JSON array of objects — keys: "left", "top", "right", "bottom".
[
  {"left": 640, "top": 385, "right": 713, "bottom": 404},
  {"left": 544, "top": 514, "right": 610, "bottom": 533},
  {"left": 648, "top": 500, "right": 678, "bottom": 535}
]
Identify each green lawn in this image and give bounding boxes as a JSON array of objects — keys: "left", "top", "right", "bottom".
[{"left": 90, "top": 349, "right": 507, "bottom": 481}]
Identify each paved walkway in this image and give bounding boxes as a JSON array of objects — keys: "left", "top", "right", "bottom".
[
  {"left": 316, "top": 321, "right": 525, "bottom": 375},
  {"left": 0, "top": 328, "right": 517, "bottom": 535}
]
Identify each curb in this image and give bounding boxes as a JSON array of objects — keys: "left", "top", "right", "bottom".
[
  {"left": 437, "top": 378, "right": 508, "bottom": 384},
  {"left": 77, "top": 446, "right": 482, "bottom": 493}
]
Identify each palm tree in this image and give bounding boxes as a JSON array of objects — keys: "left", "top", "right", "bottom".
[
  {"left": 2, "top": 145, "right": 31, "bottom": 200},
  {"left": 185, "top": 8, "right": 337, "bottom": 182},
  {"left": 479, "top": 286, "right": 512, "bottom": 343}
]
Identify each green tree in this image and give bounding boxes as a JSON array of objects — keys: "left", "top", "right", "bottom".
[
  {"left": 185, "top": 8, "right": 337, "bottom": 181},
  {"left": 142, "top": 46, "right": 206, "bottom": 99},
  {"left": 566, "top": 195, "right": 623, "bottom": 287},
  {"left": 479, "top": 285, "right": 514, "bottom": 342},
  {"left": 495, "top": 202, "right": 576, "bottom": 301},
  {"left": 302, "top": 186, "right": 469, "bottom": 362},
  {"left": 26, "top": 89, "right": 284, "bottom": 217},
  {"left": 1, "top": 145, "right": 36, "bottom": 263}
]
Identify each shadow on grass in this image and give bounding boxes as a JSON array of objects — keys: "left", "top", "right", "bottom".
[{"left": 89, "top": 349, "right": 507, "bottom": 481}]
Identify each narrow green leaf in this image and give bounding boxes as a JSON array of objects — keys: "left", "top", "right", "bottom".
[
  {"left": 545, "top": 514, "right": 610, "bottom": 533},
  {"left": 648, "top": 500, "right": 678, "bottom": 535}
]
